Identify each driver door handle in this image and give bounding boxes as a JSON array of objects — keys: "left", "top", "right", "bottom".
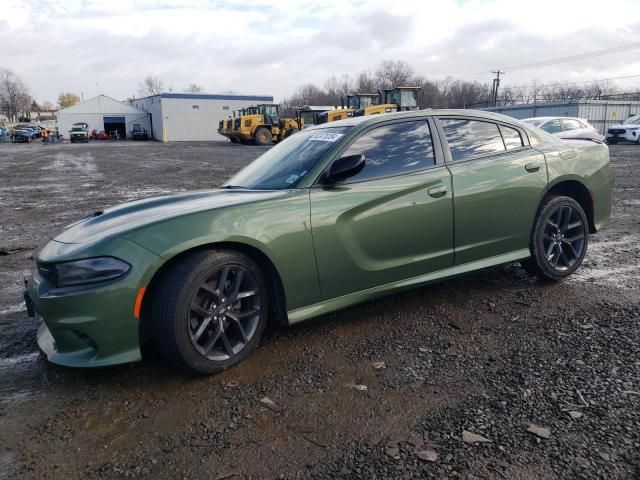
[
  {"left": 525, "top": 162, "right": 540, "bottom": 173},
  {"left": 428, "top": 185, "right": 447, "bottom": 198}
]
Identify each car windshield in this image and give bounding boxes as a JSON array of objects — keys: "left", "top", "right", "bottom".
[
  {"left": 225, "top": 127, "right": 351, "bottom": 190},
  {"left": 522, "top": 119, "right": 544, "bottom": 127},
  {"left": 623, "top": 114, "right": 640, "bottom": 124}
]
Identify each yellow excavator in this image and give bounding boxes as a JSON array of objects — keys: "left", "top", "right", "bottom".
[{"left": 231, "top": 104, "right": 301, "bottom": 145}]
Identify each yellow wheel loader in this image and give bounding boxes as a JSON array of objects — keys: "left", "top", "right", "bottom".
[
  {"left": 315, "top": 93, "right": 381, "bottom": 125},
  {"left": 234, "top": 104, "right": 301, "bottom": 145},
  {"left": 296, "top": 106, "right": 335, "bottom": 129},
  {"left": 352, "top": 87, "right": 421, "bottom": 117}
]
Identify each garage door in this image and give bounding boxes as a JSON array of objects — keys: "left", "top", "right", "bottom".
[{"left": 104, "top": 116, "right": 126, "bottom": 139}]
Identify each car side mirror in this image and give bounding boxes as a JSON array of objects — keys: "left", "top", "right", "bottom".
[{"left": 324, "top": 154, "right": 366, "bottom": 184}]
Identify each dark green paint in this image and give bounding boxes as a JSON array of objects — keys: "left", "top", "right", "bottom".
[{"left": 27, "top": 109, "right": 613, "bottom": 367}]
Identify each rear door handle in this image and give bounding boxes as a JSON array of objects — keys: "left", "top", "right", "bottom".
[
  {"left": 525, "top": 162, "right": 540, "bottom": 173},
  {"left": 428, "top": 185, "right": 447, "bottom": 198}
]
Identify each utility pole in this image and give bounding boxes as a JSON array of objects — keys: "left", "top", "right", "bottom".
[{"left": 491, "top": 70, "right": 503, "bottom": 107}]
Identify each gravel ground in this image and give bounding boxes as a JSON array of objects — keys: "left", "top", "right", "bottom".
[{"left": 0, "top": 141, "right": 638, "bottom": 479}]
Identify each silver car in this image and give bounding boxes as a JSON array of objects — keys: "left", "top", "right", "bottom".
[{"left": 522, "top": 117, "right": 604, "bottom": 142}]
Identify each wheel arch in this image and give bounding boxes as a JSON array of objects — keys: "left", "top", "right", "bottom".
[
  {"left": 545, "top": 178, "right": 596, "bottom": 233},
  {"left": 139, "top": 241, "right": 288, "bottom": 345}
]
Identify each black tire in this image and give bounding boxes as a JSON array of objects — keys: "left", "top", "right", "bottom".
[
  {"left": 151, "top": 249, "right": 268, "bottom": 374},
  {"left": 254, "top": 127, "right": 272, "bottom": 146},
  {"left": 286, "top": 128, "right": 299, "bottom": 138},
  {"left": 521, "top": 195, "right": 589, "bottom": 281},
  {"left": 229, "top": 137, "right": 239, "bottom": 144}
]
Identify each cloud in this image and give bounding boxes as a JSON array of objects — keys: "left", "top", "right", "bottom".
[{"left": 0, "top": 0, "right": 639, "bottom": 103}]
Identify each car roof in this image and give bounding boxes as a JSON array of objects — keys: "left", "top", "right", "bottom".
[
  {"left": 312, "top": 108, "right": 528, "bottom": 129},
  {"left": 522, "top": 116, "right": 586, "bottom": 122}
]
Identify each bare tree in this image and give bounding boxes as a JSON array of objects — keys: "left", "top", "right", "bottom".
[
  {"left": 0, "top": 68, "right": 30, "bottom": 122},
  {"left": 138, "top": 75, "right": 164, "bottom": 96},
  {"left": 184, "top": 83, "right": 204, "bottom": 93},
  {"left": 354, "top": 70, "right": 377, "bottom": 93},
  {"left": 375, "top": 60, "right": 415, "bottom": 90},
  {"left": 41, "top": 100, "right": 55, "bottom": 111},
  {"left": 57, "top": 92, "right": 80, "bottom": 109}
]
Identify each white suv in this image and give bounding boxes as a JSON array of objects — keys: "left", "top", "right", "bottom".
[
  {"left": 606, "top": 114, "right": 640, "bottom": 144},
  {"left": 521, "top": 117, "right": 604, "bottom": 142}
]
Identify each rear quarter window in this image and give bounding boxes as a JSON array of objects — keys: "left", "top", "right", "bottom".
[{"left": 500, "top": 125, "right": 524, "bottom": 150}]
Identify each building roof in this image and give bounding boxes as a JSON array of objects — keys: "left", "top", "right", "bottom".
[
  {"left": 58, "top": 95, "right": 146, "bottom": 114},
  {"left": 134, "top": 92, "right": 274, "bottom": 102}
]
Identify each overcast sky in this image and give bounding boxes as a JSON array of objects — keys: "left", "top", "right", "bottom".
[{"left": 2, "top": 0, "right": 639, "bottom": 103}]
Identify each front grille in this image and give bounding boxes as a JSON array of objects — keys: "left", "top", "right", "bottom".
[{"left": 608, "top": 128, "right": 626, "bottom": 134}]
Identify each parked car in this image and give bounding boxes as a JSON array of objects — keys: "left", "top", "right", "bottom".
[
  {"left": 521, "top": 117, "right": 604, "bottom": 142},
  {"left": 90, "top": 129, "right": 110, "bottom": 140},
  {"left": 13, "top": 125, "right": 38, "bottom": 138},
  {"left": 11, "top": 129, "right": 32, "bottom": 143},
  {"left": 0, "top": 127, "right": 10, "bottom": 141},
  {"left": 69, "top": 122, "right": 89, "bottom": 143},
  {"left": 131, "top": 124, "right": 149, "bottom": 140},
  {"left": 25, "top": 110, "right": 613, "bottom": 373},
  {"left": 605, "top": 114, "right": 640, "bottom": 144}
]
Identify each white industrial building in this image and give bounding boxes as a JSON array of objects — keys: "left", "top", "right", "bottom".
[
  {"left": 130, "top": 92, "right": 274, "bottom": 141},
  {"left": 56, "top": 95, "right": 150, "bottom": 139}
]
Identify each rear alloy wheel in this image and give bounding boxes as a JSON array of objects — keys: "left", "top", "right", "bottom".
[
  {"left": 522, "top": 196, "right": 588, "bottom": 281},
  {"left": 152, "top": 250, "right": 268, "bottom": 374},
  {"left": 254, "top": 127, "right": 272, "bottom": 146}
]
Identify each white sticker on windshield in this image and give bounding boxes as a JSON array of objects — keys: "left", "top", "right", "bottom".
[
  {"left": 308, "top": 132, "right": 345, "bottom": 142},
  {"left": 285, "top": 174, "right": 299, "bottom": 184}
]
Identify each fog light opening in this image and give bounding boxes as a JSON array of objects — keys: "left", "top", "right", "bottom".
[{"left": 73, "top": 331, "right": 99, "bottom": 352}]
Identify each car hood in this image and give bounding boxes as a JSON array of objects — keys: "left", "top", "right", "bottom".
[
  {"left": 53, "top": 189, "right": 289, "bottom": 245},
  {"left": 609, "top": 123, "right": 640, "bottom": 129}
]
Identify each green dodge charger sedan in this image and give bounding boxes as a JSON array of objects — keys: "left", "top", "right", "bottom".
[{"left": 25, "top": 110, "right": 613, "bottom": 373}]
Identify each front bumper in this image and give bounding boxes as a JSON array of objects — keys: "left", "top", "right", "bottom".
[
  {"left": 606, "top": 130, "right": 638, "bottom": 143},
  {"left": 26, "top": 238, "right": 161, "bottom": 367}
]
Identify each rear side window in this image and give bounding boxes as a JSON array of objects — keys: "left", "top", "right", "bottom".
[
  {"left": 500, "top": 125, "right": 523, "bottom": 150},
  {"left": 341, "top": 120, "right": 435, "bottom": 182},
  {"left": 440, "top": 119, "right": 505, "bottom": 161},
  {"left": 562, "top": 119, "right": 582, "bottom": 131},
  {"left": 540, "top": 120, "right": 561, "bottom": 134}
]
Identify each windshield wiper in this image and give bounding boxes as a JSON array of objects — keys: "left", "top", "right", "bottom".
[{"left": 220, "top": 185, "right": 246, "bottom": 189}]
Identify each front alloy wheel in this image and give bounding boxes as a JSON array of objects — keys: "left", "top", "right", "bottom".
[
  {"left": 188, "top": 265, "right": 261, "bottom": 361},
  {"left": 152, "top": 250, "right": 268, "bottom": 374},
  {"left": 522, "top": 195, "right": 589, "bottom": 281}
]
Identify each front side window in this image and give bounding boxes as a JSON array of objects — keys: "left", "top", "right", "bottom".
[
  {"left": 226, "top": 127, "right": 351, "bottom": 190},
  {"left": 339, "top": 120, "right": 435, "bottom": 182},
  {"left": 540, "top": 120, "right": 561, "bottom": 134},
  {"left": 562, "top": 119, "right": 582, "bottom": 131},
  {"left": 440, "top": 119, "right": 505, "bottom": 161}
]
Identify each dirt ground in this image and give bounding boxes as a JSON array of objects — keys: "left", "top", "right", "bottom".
[{"left": 0, "top": 141, "right": 638, "bottom": 479}]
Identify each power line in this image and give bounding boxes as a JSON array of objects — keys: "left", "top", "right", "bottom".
[
  {"left": 502, "top": 73, "right": 640, "bottom": 91},
  {"left": 503, "top": 42, "right": 640, "bottom": 72},
  {"left": 458, "top": 42, "right": 640, "bottom": 79}
]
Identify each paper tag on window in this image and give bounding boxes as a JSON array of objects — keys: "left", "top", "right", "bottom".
[{"left": 308, "top": 132, "right": 345, "bottom": 142}]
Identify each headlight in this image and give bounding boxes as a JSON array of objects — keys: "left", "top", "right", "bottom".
[
  {"left": 41, "top": 257, "right": 130, "bottom": 288},
  {"left": 626, "top": 127, "right": 639, "bottom": 131}
]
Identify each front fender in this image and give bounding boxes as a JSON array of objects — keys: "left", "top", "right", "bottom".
[{"left": 125, "top": 191, "right": 322, "bottom": 311}]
